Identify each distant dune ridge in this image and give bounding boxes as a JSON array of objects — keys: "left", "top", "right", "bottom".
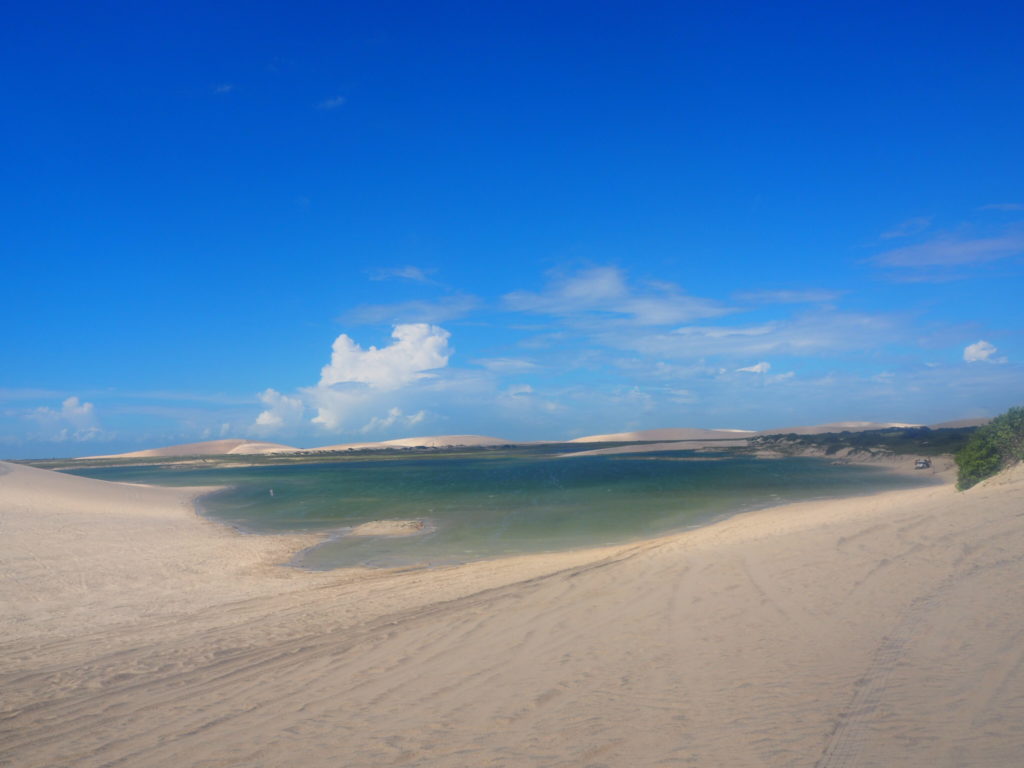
[
  {"left": 568, "top": 427, "right": 754, "bottom": 443},
  {"left": 80, "top": 439, "right": 299, "bottom": 459},
  {"left": 77, "top": 419, "right": 989, "bottom": 459},
  {"left": 298, "top": 435, "right": 518, "bottom": 452}
]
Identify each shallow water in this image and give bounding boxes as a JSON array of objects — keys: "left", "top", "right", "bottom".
[{"left": 65, "top": 448, "right": 938, "bottom": 569}]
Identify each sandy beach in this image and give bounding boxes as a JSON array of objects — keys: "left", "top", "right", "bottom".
[{"left": 2, "top": 459, "right": 1023, "bottom": 767}]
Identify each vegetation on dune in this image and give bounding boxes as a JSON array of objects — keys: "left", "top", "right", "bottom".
[
  {"left": 955, "top": 407, "right": 1024, "bottom": 490},
  {"left": 750, "top": 426, "right": 978, "bottom": 458}
]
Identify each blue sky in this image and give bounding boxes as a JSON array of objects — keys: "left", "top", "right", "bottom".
[{"left": 3, "top": 1, "right": 1023, "bottom": 457}]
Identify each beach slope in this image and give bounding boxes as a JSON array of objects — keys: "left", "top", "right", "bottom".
[{"left": 1, "top": 460, "right": 1023, "bottom": 767}]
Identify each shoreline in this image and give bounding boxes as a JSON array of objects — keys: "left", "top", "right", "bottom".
[{"left": 3, "top": 460, "right": 1023, "bottom": 766}]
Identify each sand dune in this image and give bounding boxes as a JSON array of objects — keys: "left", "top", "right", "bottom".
[
  {"left": 568, "top": 422, "right": 922, "bottom": 443},
  {"left": 80, "top": 438, "right": 299, "bottom": 459},
  {"left": 561, "top": 439, "right": 752, "bottom": 457},
  {"left": 301, "top": 434, "right": 517, "bottom": 452},
  {"left": 3, "top": 460, "right": 1023, "bottom": 766},
  {"left": 76, "top": 421, "right": 983, "bottom": 460},
  {"left": 569, "top": 427, "right": 754, "bottom": 443}
]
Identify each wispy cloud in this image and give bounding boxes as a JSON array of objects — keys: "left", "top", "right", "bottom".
[
  {"left": 737, "top": 361, "right": 771, "bottom": 374},
  {"left": 880, "top": 216, "right": 932, "bottom": 239},
  {"left": 345, "top": 294, "right": 480, "bottom": 324},
  {"left": 0, "top": 387, "right": 66, "bottom": 401},
  {"left": 504, "top": 266, "right": 731, "bottom": 326},
  {"left": 872, "top": 234, "right": 1024, "bottom": 268},
  {"left": 736, "top": 289, "right": 841, "bottom": 304},
  {"left": 212, "top": 83, "right": 234, "bottom": 94},
  {"left": 473, "top": 357, "right": 538, "bottom": 373},
  {"left": 317, "top": 95, "right": 347, "bottom": 110},
  {"left": 612, "top": 311, "right": 900, "bottom": 361},
  {"left": 360, "top": 407, "right": 426, "bottom": 434},
  {"left": 368, "top": 265, "right": 437, "bottom": 284},
  {"left": 979, "top": 203, "right": 1024, "bottom": 211}
]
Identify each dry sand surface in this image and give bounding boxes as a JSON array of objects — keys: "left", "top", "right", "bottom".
[{"left": 2, "top": 459, "right": 1023, "bottom": 767}]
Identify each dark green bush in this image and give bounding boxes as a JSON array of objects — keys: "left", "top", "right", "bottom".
[{"left": 955, "top": 406, "right": 1024, "bottom": 490}]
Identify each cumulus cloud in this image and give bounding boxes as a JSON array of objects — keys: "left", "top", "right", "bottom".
[
  {"left": 319, "top": 324, "right": 451, "bottom": 390},
  {"left": 254, "top": 389, "right": 305, "bottom": 430},
  {"left": 254, "top": 324, "right": 453, "bottom": 435},
  {"left": 504, "top": 266, "right": 730, "bottom": 325},
  {"left": 360, "top": 407, "right": 426, "bottom": 434},
  {"left": 29, "top": 396, "right": 101, "bottom": 441},
  {"left": 963, "top": 340, "right": 1007, "bottom": 364},
  {"left": 737, "top": 362, "right": 771, "bottom": 374}
]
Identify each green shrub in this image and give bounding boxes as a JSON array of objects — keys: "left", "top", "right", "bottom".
[{"left": 955, "top": 406, "right": 1024, "bottom": 490}]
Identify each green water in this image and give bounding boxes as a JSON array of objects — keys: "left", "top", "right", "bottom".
[{"left": 64, "top": 448, "right": 938, "bottom": 569}]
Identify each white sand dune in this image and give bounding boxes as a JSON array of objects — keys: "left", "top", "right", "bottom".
[
  {"left": 301, "top": 434, "right": 517, "bottom": 452},
  {"left": 570, "top": 427, "right": 755, "bottom": 443},
  {"left": 80, "top": 438, "right": 299, "bottom": 459},
  {"left": 570, "top": 422, "right": 929, "bottom": 444},
  {"left": 561, "top": 439, "right": 752, "bottom": 457},
  {"left": 3, "top": 460, "right": 1023, "bottom": 766}
]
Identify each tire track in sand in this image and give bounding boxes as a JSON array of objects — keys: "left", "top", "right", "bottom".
[{"left": 815, "top": 555, "right": 1022, "bottom": 768}]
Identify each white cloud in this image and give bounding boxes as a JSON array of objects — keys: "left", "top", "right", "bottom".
[
  {"left": 963, "top": 340, "right": 1007, "bottom": 364},
  {"left": 360, "top": 407, "right": 427, "bottom": 434},
  {"left": 618, "top": 312, "right": 898, "bottom": 359},
  {"left": 29, "top": 396, "right": 101, "bottom": 441},
  {"left": 319, "top": 324, "right": 451, "bottom": 390},
  {"left": 737, "top": 362, "right": 771, "bottom": 374},
  {"left": 254, "top": 389, "right": 305, "bottom": 430},
  {"left": 736, "top": 289, "right": 841, "bottom": 304},
  {"left": 979, "top": 203, "right": 1024, "bottom": 211},
  {"left": 473, "top": 357, "right": 538, "bottom": 373},
  {"left": 504, "top": 383, "right": 534, "bottom": 397},
  {"left": 873, "top": 234, "right": 1024, "bottom": 268},
  {"left": 368, "top": 266, "right": 436, "bottom": 283},
  {"left": 307, "top": 386, "right": 365, "bottom": 431},
  {"left": 212, "top": 83, "right": 234, "bottom": 94},
  {"left": 880, "top": 216, "right": 932, "bottom": 239},
  {"left": 504, "top": 266, "right": 730, "bottom": 326},
  {"left": 317, "top": 95, "right": 347, "bottom": 110},
  {"left": 253, "top": 324, "right": 453, "bottom": 434}
]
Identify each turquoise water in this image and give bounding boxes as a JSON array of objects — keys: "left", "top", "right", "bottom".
[{"left": 65, "top": 448, "right": 937, "bottom": 569}]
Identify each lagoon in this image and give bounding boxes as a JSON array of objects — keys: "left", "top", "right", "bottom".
[{"left": 65, "top": 447, "right": 937, "bottom": 569}]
